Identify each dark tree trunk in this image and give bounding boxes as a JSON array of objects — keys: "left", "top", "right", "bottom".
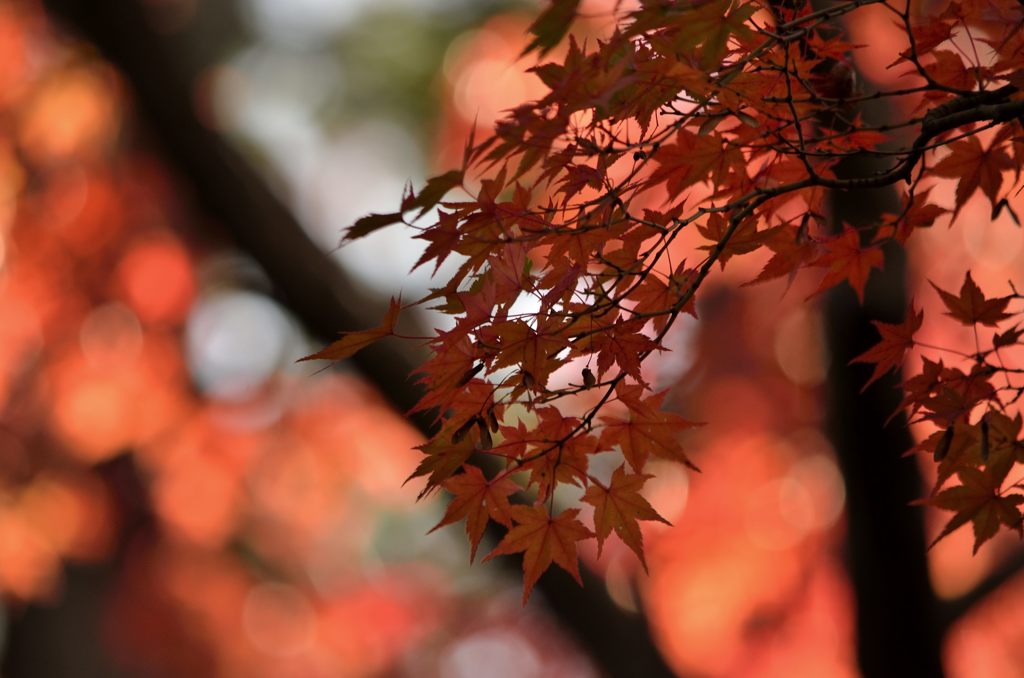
[{"left": 823, "top": 171, "right": 945, "bottom": 676}]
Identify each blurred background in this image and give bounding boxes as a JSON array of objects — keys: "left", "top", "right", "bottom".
[{"left": 0, "top": 0, "right": 1023, "bottom": 676}]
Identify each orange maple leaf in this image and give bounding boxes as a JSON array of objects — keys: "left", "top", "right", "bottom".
[
  {"left": 484, "top": 505, "right": 595, "bottom": 604},
  {"left": 850, "top": 304, "right": 923, "bottom": 391},
  {"left": 430, "top": 464, "right": 518, "bottom": 562},
  {"left": 930, "top": 272, "right": 1012, "bottom": 327},
  {"left": 582, "top": 465, "right": 670, "bottom": 570},
  {"left": 299, "top": 297, "right": 401, "bottom": 362}
]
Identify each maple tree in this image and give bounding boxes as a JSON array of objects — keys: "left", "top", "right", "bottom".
[
  {"left": 16, "top": 0, "right": 1024, "bottom": 672},
  {"left": 307, "top": 0, "right": 1024, "bottom": 602}
]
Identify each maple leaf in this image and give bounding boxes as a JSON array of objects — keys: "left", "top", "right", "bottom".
[
  {"left": 642, "top": 0, "right": 754, "bottom": 70},
  {"left": 810, "top": 226, "right": 884, "bottom": 303},
  {"left": 401, "top": 169, "right": 465, "bottom": 218},
  {"left": 522, "top": 0, "right": 580, "bottom": 56},
  {"left": 483, "top": 317, "right": 570, "bottom": 389},
  {"left": 484, "top": 505, "right": 594, "bottom": 604},
  {"left": 519, "top": 408, "right": 596, "bottom": 499},
  {"left": 408, "top": 334, "right": 480, "bottom": 422},
  {"left": 743, "top": 222, "right": 817, "bottom": 288},
  {"left": 922, "top": 412, "right": 1023, "bottom": 494},
  {"left": 600, "top": 385, "right": 701, "bottom": 472},
  {"left": 315, "top": 0, "right": 1024, "bottom": 579},
  {"left": 922, "top": 50, "right": 976, "bottom": 90},
  {"left": 930, "top": 272, "right": 1012, "bottom": 326},
  {"left": 430, "top": 465, "right": 518, "bottom": 562},
  {"left": 589, "top": 319, "right": 660, "bottom": 381},
  {"left": 993, "top": 324, "right": 1023, "bottom": 348},
  {"left": 696, "top": 213, "right": 767, "bottom": 268},
  {"left": 932, "top": 136, "right": 1013, "bottom": 215},
  {"left": 299, "top": 297, "right": 401, "bottom": 362},
  {"left": 978, "top": 411, "right": 1023, "bottom": 487},
  {"left": 918, "top": 364, "right": 997, "bottom": 426},
  {"left": 443, "top": 379, "right": 499, "bottom": 434},
  {"left": 924, "top": 422, "right": 982, "bottom": 492},
  {"left": 920, "top": 467, "right": 1024, "bottom": 553},
  {"left": 899, "top": 356, "right": 944, "bottom": 421},
  {"left": 345, "top": 170, "right": 465, "bottom": 243},
  {"left": 413, "top": 210, "right": 461, "bottom": 274},
  {"left": 407, "top": 435, "right": 476, "bottom": 498},
  {"left": 582, "top": 465, "right": 670, "bottom": 570},
  {"left": 901, "top": 20, "right": 954, "bottom": 58},
  {"left": 850, "top": 305, "right": 924, "bottom": 391},
  {"left": 345, "top": 212, "right": 405, "bottom": 241},
  {"left": 649, "top": 129, "right": 726, "bottom": 196},
  {"left": 879, "top": 188, "right": 948, "bottom": 244},
  {"left": 630, "top": 264, "right": 699, "bottom": 329}
]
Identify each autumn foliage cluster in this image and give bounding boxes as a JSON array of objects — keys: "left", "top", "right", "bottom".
[{"left": 311, "top": 0, "right": 1024, "bottom": 600}]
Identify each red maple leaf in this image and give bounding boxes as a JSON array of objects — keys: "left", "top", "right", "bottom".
[
  {"left": 743, "top": 223, "right": 817, "bottom": 288},
  {"left": 810, "top": 226, "right": 884, "bottom": 303},
  {"left": 484, "top": 505, "right": 595, "bottom": 604},
  {"left": 407, "top": 435, "right": 476, "bottom": 497},
  {"left": 649, "top": 129, "right": 727, "bottom": 196},
  {"left": 933, "top": 136, "right": 1013, "bottom": 214},
  {"left": 930, "top": 272, "right": 1012, "bottom": 327},
  {"left": 630, "top": 263, "right": 699, "bottom": 328},
  {"left": 299, "top": 297, "right": 401, "bottom": 362},
  {"left": 919, "top": 467, "right": 1024, "bottom": 554},
  {"left": 880, "top": 188, "right": 948, "bottom": 244},
  {"left": 599, "top": 385, "right": 701, "bottom": 472},
  {"left": 582, "top": 465, "right": 670, "bottom": 570},
  {"left": 589, "top": 319, "right": 659, "bottom": 381},
  {"left": 696, "top": 213, "right": 768, "bottom": 268},
  {"left": 430, "top": 464, "right": 518, "bottom": 561},
  {"left": 851, "top": 305, "right": 924, "bottom": 390},
  {"left": 519, "top": 408, "right": 596, "bottom": 500},
  {"left": 484, "top": 317, "right": 570, "bottom": 389}
]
